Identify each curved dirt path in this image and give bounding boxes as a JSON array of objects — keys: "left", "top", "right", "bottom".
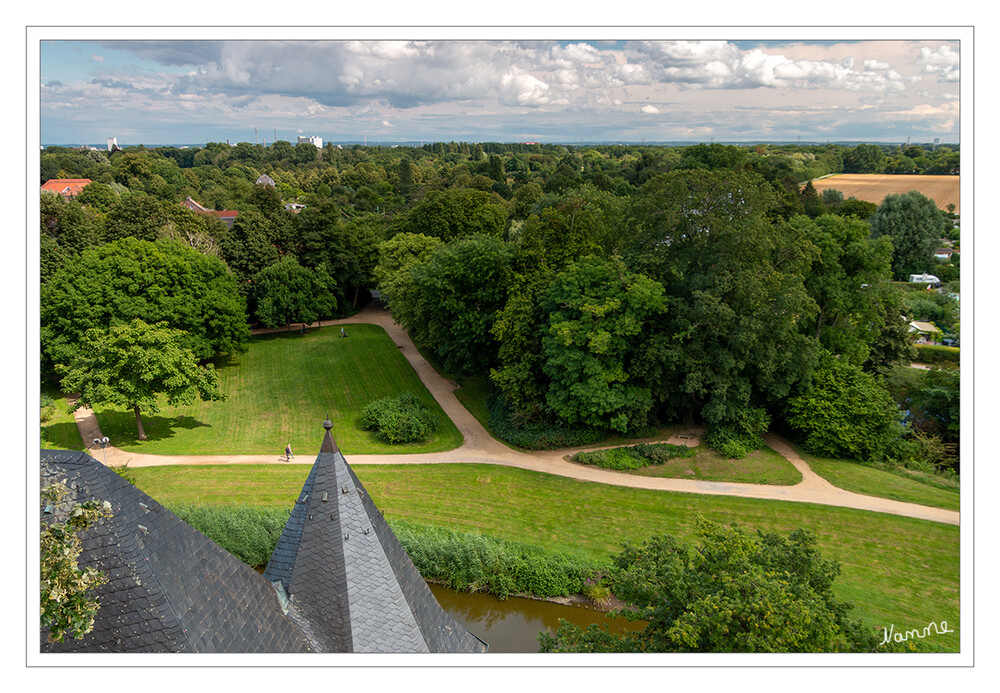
[{"left": 71, "top": 303, "right": 959, "bottom": 526}]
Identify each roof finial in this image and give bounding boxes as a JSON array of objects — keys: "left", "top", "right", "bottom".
[{"left": 323, "top": 416, "right": 333, "bottom": 431}]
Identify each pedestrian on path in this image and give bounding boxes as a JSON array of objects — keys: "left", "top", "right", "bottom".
[{"left": 285, "top": 443, "right": 293, "bottom": 462}]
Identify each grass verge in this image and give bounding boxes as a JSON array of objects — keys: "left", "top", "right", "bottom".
[
  {"left": 88, "top": 324, "right": 463, "bottom": 456},
  {"left": 129, "top": 462, "right": 959, "bottom": 652},
  {"left": 795, "top": 445, "right": 959, "bottom": 511}
]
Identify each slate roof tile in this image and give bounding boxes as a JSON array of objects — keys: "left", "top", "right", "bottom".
[{"left": 39, "top": 450, "right": 312, "bottom": 654}]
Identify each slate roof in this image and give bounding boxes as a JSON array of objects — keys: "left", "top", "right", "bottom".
[
  {"left": 39, "top": 450, "right": 313, "bottom": 654},
  {"left": 263, "top": 422, "right": 488, "bottom": 653}
]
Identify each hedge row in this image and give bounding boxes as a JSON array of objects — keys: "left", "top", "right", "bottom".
[{"left": 914, "top": 344, "right": 960, "bottom": 365}]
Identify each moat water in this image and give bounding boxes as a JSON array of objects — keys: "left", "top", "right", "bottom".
[{"left": 428, "top": 583, "right": 644, "bottom": 653}]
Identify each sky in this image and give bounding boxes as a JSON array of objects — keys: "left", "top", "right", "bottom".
[{"left": 33, "top": 30, "right": 964, "bottom": 147}]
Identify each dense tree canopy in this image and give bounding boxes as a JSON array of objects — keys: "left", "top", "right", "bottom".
[
  {"left": 785, "top": 352, "right": 905, "bottom": 462},
  {"left": 540, "top": 256, "right": 666, "bottom": 432},
  {"left": 41, "top": 238, "right": 249, "bottom": 378},
  {"left": 38, "top": 139, "right": 958, "bottom": 470},
  {"left": 539, "top": 518, "right": 902, "bottom": 653},
  {"left": 625, "top": 170, "right": 819, "bottom": 429},
  {"left": 396, "top": 188, "right": 508, "bottom": 241},
  {"left": 790, "top": 214, "right": 899, "bottom": 366},
  {"left": 399, "top": 234, "right": 514, "bottom": 375}
]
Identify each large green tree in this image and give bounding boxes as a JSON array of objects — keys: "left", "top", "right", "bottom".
[
  {"left": 41, "top": 238, "right": 249, "bottom": 379},
  {"left": 398, "top": 188, "right": 508, "bottom": 241},
  {"left": 59, "top": 319, "right": 225, "bottom": 440},
  {"left": 539, "top": 256, "right": 667, "bottom": 433},
  {"left": 790, "top": 214, "right": 900, "bottom": 366},
  {"left": 785, "top": 351, "right": 905, "bottom": 462},
  {"left": 870, "top": 191, "right": 950, "bottom": 280},
  {"left": 626, "top": 170, "right": 819, "bottom": 429},
  {"left": 250, "top": 256, "right": 339, "bottom": 328},
  {"left": 373, "top": 232, "right": 445, "bottom": 322},
  {"left": 539, "top": 518, "right": 902, "bottom": 653},
  {"left": 402, "top": 234, "right": 514, "bottom": 375}
]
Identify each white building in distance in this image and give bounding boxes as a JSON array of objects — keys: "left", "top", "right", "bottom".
[{"left": 298, "top": 135, "right": 322, "bottom": 148}]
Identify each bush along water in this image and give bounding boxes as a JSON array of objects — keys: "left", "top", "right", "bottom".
[
  {"left": 389, "top": 519, "right": 607, "bottom": 600},
  {"left": 571, "top": 442, "right": 696, "bottom": 470},
  {"left": 168, "top": 504, "right": 292, "bottom": 567},
  {"left": 170, "top": 505, "right": 607, "bottom": 601},
  {"left": 360, "top": 392, "right": 440, "bottom": 444}
]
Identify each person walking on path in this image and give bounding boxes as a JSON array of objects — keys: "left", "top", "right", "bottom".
[{"left": 285, "top": 443, "right": 294, "bottom": 462}]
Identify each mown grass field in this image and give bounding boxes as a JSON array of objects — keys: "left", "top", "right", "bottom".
[
  {"left": 129, "top": 462, "right": 960, "bottom": 652},
  {"left": 86, "top": 324, "right": 463, "bottom": 456}
]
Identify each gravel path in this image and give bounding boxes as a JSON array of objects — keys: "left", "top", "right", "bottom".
[{"left": 71, "top": 303, "right": 960, "bottom": 527}]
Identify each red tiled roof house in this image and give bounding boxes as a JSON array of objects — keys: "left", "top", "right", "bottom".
[{"left": 41, "top": 178, "right": 91, "bottom": 199}]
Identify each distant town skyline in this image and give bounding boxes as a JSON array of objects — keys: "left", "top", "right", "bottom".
[{"left": 37, "top": 33, "right": 962, "bottom": 147}]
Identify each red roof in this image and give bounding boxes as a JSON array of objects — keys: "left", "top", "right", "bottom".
[{"left": 41, "top": 178, "right": 92, "bottom": 197}]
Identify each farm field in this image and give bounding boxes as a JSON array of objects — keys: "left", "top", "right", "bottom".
[{"left": 811, "top": 174, "right": 959, "bottom": 213}]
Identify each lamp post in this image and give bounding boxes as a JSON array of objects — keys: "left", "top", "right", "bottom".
[{"left": 92, "top": 436, "right": 109, "bottom": 466}]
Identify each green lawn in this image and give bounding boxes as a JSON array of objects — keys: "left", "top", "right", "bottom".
[
  {"left": 88, "top": 324, "right": 464, "bottom": 456},
  {"left": 130, "top": 462, "right": 960, "bottom": 652},
  {"left": 794, "top": 444, "right": 960, "bottom": 511},
  {"left": 618, "top": 444, "right": 802, "bottom": 485}
]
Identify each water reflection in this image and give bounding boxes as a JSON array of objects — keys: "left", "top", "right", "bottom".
[{"left": 428, "top": 583, "right": 643, "bottom": 653}]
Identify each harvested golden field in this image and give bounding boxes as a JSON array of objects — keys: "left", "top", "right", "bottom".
[{"left": 811, "top": 174, "right": 960, "bottom": 214}]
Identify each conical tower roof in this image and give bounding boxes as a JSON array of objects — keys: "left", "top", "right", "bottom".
[{"left": 263, "top": 420, "right": 487, "bottom": 653}]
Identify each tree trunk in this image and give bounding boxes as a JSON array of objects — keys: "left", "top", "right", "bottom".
[{"left": 134, "top": 405, "right": 147, "bottom": 440}]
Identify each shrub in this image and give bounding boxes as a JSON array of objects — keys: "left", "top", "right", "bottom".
[
  {"left": 572, "top": 442, "right": 695, "bottom": 470},
  {"left": 704, "top": 426, "right": 765, "bottom": 459},
  {"left": 360, "top": 392, "right": 440, "bottom": 444},
  {"left": 40, "top": 393, "right": 56, "bottom": 423},
  {"left": 485, "top": 392, "right": 605, "bottom": 450}
]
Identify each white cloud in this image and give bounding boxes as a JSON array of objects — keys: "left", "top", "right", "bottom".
[
  {"left": 915, "top": 45, "right": 960, "bottom": 82},
  {"left": 640, "top": 105, "right": 660, "bottom": 114},
  {"left": 500, "top": 71, "right": 561, "bottom": 107}
]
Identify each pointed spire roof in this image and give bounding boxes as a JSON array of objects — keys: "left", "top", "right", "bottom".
[{"left": 263, "top": 421, "right": 487, "bottom": 653}]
